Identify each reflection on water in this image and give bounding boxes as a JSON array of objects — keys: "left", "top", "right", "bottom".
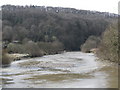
[{"left": 0, "top": 52, "right": 118, "bottom": 88}]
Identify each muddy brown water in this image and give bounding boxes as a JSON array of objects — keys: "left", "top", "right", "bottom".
[{"left": 0, "top": 52, "right": 118, "bottom": 88}]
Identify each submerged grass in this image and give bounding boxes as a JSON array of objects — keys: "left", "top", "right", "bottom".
[
  {"left": 18, "top": 59, "right": 74, "bottom": 69},
  {"left": 18, "top": 60, "right": 42, "bottom": 67},
  {"left": 24, "top": 73, "right": 93, "bottom": 82}
]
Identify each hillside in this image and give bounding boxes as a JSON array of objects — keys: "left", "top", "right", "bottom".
[{"left": 2, "top": 5, "right": 117, "bottom": 51}]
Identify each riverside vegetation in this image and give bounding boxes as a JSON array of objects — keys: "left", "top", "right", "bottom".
[
  {"left": 81, "top": 23, "right": 118, "bottom": 63},
  {"left": 97, "top": 23, "right": 118, "bottom": 63},
  {"left": 1, "top": 5, "right": 118, "bottom": 65}
]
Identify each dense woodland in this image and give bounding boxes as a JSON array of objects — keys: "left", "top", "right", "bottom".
[
  {"left": 1, "top": 5, "right": 119, "bottom": 64},
  {"left": 2, "top": 5, "right": 117, "bottom": 50}
]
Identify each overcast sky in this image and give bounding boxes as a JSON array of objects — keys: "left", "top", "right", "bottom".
[{"left": 0, "top": 0, "right": 119, "bottom": 14}]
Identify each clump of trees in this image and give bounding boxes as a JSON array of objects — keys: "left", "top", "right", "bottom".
[
  {"left": 38, "top": 41, "right": 64, "bottom": 54},
  {"left": 81, "top": 36, "right": 101, "bottom": 52},
  {"left": 24, "top": 41, "right": 44, "bottom": 57},
  {"left": 97, "top": 24, "right": 118, "bottom": 63},
  {"left": 7, "top": 43, "right": 25, "bottom": 53},
  {"left": 7, "top": 40, "right": 64, "bottom": 57}
]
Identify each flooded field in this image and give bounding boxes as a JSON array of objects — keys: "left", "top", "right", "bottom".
[{"left": 0, "top": 52, "right": 118, "bottom": 88}]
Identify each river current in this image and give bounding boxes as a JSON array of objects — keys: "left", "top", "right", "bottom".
[{"left": 0, "top": 52, "right": 118, "bottom": 88}]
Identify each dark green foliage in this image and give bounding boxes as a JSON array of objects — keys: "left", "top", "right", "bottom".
[{"left": 2, "top": 5, "right": 116, "bottom": 51}]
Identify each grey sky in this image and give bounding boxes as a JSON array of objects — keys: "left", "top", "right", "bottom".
[{"left": 0, "top": 0, "right": 119, "bottom": 14}]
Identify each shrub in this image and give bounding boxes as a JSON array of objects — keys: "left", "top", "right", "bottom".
[
  {"left": 2, "top": 49, "right": 12, "bottom": 65},
  {"left": 81, "top": 36, "right": 100, "bottom": 52},
  {"left": 24, "top": 41, "right": 44, "bottom": 57},
  {"left": 37, "top": 42, "right": 52, "bottom": 54},
  {"left": 6, "top": 40, "right": 64, "bottom": 58},
  {"left": 51, "top": 41, "right": 64, "bottom": 53},
  {"left": 37, "top": 41, "right": 64, "bottom": 54},
  {"left": 7, "top": 43, "right": 25, "bottom": 53},
  {"left": 97, "top": 24, "right": 118, "bottom": 63}
]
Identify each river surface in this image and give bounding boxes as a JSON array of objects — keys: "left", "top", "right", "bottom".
[{"left": 0, "top": 52, "right": 118, "bottom": 88}]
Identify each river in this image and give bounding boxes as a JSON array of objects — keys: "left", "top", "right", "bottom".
[{"left": 0, "top": 52, "right": 118, "bottom": 88}]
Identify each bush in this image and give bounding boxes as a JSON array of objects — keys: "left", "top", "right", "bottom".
[
  {"left": 52, "top": 41, "right": 64, "bottom": 53},
  {"left": 24, "top": 41, "right": 44, "bottom": 57},
  {"left": 81, "top": 36, "right": 100, "bottom": 52},
  {"left": 2, "top": 49, "right": 12, "bottom": 65},
  {"left": 37, "top": 41, "right": 64, "bottom": 54},
  {"left": 6, "top": 40, "right": 64, "bottom": 57},
  {"left": 97, "top": 24, "right": 118, "bottom": 63},
  {"left": 7, "top": 43, "right": 25, "bottom": 53},
  {"left": 37, "top": 42, "right": 52, "bottom": 54}
]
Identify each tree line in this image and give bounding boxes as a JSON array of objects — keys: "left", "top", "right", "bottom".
[{"left": 2, "top": 5, "right": 117, "bottom": 51}]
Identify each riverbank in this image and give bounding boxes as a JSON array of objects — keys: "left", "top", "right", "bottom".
[
  {"left": 2, "top": 50, "right": 66, "bottom": 67},
  {"left": 7, "top": 53, "right": 30, "bottom": 61},
  {"left": 2, "top": 40, "right": 65, "bottom": 65}
]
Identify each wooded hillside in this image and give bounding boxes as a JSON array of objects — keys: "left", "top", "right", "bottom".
[{"left": 2, "top": 5, "right": 117, "bottom": 51}]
